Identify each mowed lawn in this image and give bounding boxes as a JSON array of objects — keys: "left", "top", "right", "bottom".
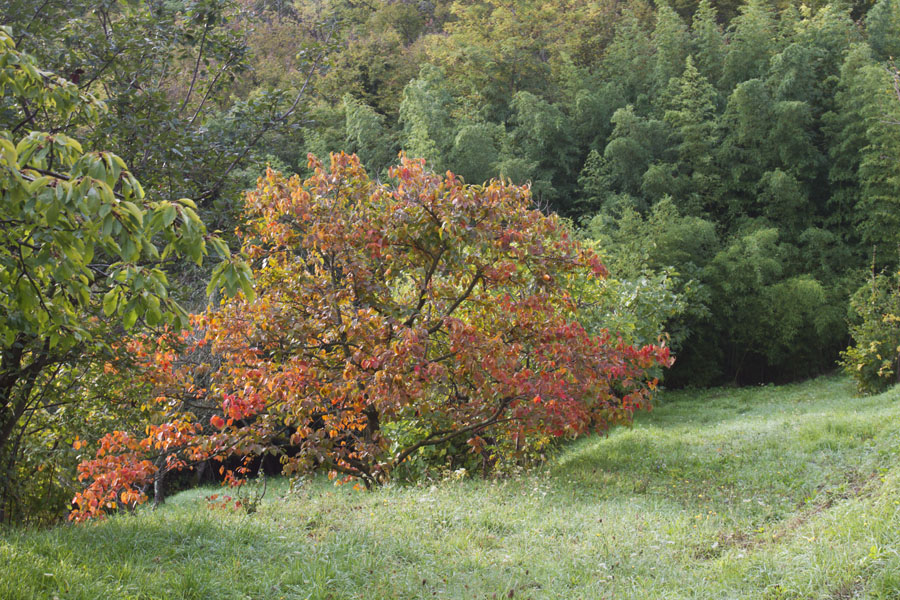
[{"left": 2, "top": 376, "right": 900, "bottom": 599}]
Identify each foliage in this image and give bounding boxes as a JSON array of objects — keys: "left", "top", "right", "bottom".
[
  {"left": 204, "top": 0, "right": 900, "bottom": 388},
  {"left": 0, "top": 28, "right": 249, "bottom": 523},
  {"left": 866, "top": 0, "right": 900, "bottom": 61},
  {"left": 342, "top": 94, "right": 396, "bottom": 177},
  {"left": 6, "top": 0, "right": 900, "bottom": 524},
  {"left": 71, "top": 153, "right": 671, "bottom": 520},
  {"left": 3, "top": 0, "right": 332, "bottom": 227},
  {"left": 842, "top": 270, "right": 900, "bottom": 394}
]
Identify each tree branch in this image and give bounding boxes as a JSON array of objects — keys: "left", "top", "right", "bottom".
[
  {"left": 403, "top": 246, "right": 444, "bottom": 328},
  {"left": 179, "top": 19, "right": 210, "bottom": 115},
  {"left": 188, "top": 54, "right": 237, "bottom": 127},
  {"left": 427, "top": 268, "right": 482, "bottom": 335},
  {"left": 389, "top": 396, "right": 515, "bottom": 469}
]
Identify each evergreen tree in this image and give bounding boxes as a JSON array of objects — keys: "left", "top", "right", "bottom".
[
  {"left": 663, "top": 56, "right": 722, "bottom": 215},
  {"left": 502, "top": 91, "right": 577, "bottom": 212},
  {"left": 717, "top": 79, "right": 773, "bottom": 221},
  {"left": 773, "top": 5, "right": 858, "bottom": 116},
  {"left": 602, "top": 8, "right": 657, "bottom": 108},
  {"left": 718, "top": 78, "right": 821, "bottom": 225},
  {"left": 866, "top": 0, "right": 900, "bottom": 61},
  {"left": 856, "top": 63, "right": 900, "bottom": 249},
  {"left": 570, "top": 81, "right": 628, "bottom": 154},
  {"left": 343, "top": 94, "right": 396, "bottom": 176},
  {"left": 600, "top": 106, "right": 670, "bottom": 200},
  {"left": 719, "top": 0, "right": 780, "bottom": 90},
  {"left": 450, "top": 122, "right": 505, "bottom": 185},
  {"left": 825, "top": 42, "right": 900, "bottom": 249},
  {"left": 398, "top": 65, "right": 457, "bottom": 171},
  {"left": 823, "top": 43, "right": 877, "bottom": 238},
  {"left": 653, "top": 1, "right": 691, "bottom": 89},
  {"left": 690, "top": 0, "right": 726, "bottom": 88}
]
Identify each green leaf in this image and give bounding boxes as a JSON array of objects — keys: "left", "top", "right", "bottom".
[
  {"left": 102, "top": 288, "right": 119, "bottom": 317},
  {"left": 120, "top": 201, "right": 144, "bottom": 227},
  {"left": 122, "top": 308, "right": 138, "bottom": 330},
  {"left": 161, "top": 203, "right": 177, "bottom": 227}
]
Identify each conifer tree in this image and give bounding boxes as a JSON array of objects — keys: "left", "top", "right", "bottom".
[
  {"left": 663, "top": 56, "right": 722, "bottom": 215},
  {"left": 719, "top": 0, "right": 779, "bottom": 90},
  {"left": 856, "top": 64, "right": 900, "bottom": 249},
  {"left": 824, "top": 44, "right": 877, "bottom": 236},
  {"left": 343, "top": 94, "right": 396, "bottom": 176},
  {"left": 503, "top": 91, "right": 577, "bottom": 211},
  {"left": 690, "top": 0, "right": 726, "bottom": 88},
  {"left": 600, "top": 106, "right": 670, "bottom": 199},
  {"left": 450, "top": 122, "right": 504, "bottom": 185},
  {"left": 866, "top": 0, "right": 900, "bottom": 61},
  {"left": 653, "top": 1, "right": 691, "bottom": 89},
  {"left": 398, "top": 65, "right": 456, "bottom": 172},
  {"left": 602, "top": 8, "right": 657, "bottom": 108}
]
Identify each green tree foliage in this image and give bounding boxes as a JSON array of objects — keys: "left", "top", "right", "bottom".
[
  {"left": 0, "top": 29, "right": 249, "bottom": 523},
  {"left": 704, "top": 229, "right": 839, "bottom": 383},
  {"left": 719, "top": 0, "right": 780, "bottom": 90},
  {"left": 601, "top": 8, "right": 658, "bottom": 109},
  {"left": 398, "top": 65, "right": 457, "bottom": 173},
  {"left": 866, "top": 0, "right": 900, "bottom": 61},
  {"left": 501, "top": 91, "right": 576, "bottom": 209},
  {"left": 586, "top": 199, "right": 720, "bottom": 385},
  {"left": 653, "top": 1, "right": 692, "bottom": 89},
  {"left": 598, "top": 106, "right": 669, "bottom": 201},
  {"left": 450, "top": 121, "right": 505, "bottom": 185},
  {"left": 661, "top": 56, "right": 721, "bottom": 215},
  {"left": 343, "top": 94, "right": 396, "bottom": 176},
  {"left": 3, "top": 0, "right": 332, "bottom": 228},
  {"left": 825, "top": 43, "right": 900, "bottom": 250},
  {"left": 855, "top": 66, "right": 900, "bottom": 250},
  {"left": 690, "top": 0, "right": 726, "bottom": 86},
  {"left": 426, "top": 0, "right": 557, "bottom": 120},
  {"left": 823, "top": 44, "right": 875, "bottom": 238},
  {"left": 842, "top": 269, "right": 900, "bottom": 394}
]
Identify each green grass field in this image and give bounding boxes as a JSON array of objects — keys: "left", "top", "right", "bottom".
[{"left": 3, "top": 376, "right": 900, "bottom": 599}]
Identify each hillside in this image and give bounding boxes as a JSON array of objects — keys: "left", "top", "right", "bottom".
[{"left": 3, "top": 376, "right": 899, "bottom": 599}]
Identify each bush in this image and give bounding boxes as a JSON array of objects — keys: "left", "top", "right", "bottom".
[
  {"left": 841, "top": 270, "right": 900, "bottom": 394},
  {"left": 72, "top": 153, "right": 672, "bottom": 520}
]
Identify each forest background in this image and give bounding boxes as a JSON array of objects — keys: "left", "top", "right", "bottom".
[{"left": 2, "top": 0, "right": 900, "bottom": 524}]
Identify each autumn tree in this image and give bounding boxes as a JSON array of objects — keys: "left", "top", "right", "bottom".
[{"left": 72, "top": 153, "right": 672, "bottom": 519}]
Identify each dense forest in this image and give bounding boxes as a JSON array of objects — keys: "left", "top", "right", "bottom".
[
  {"left": 7, "top": 0, "right": 899, "bottom": 385},
  {"left": 2, "top": 0, "right": 900, "bottom": 523}
]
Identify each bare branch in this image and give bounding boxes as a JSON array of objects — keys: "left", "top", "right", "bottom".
[
  {"left": 179, "top": 19, "right": 211, "bottom": 115},
  {"left": 188, "top": 54, "right": 237, "bottom": 127}
]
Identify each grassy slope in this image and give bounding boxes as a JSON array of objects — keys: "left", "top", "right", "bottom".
[{"left": 2, "top": 376, "right": 900, "bottom": 599}]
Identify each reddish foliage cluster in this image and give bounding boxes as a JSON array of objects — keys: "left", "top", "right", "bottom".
[{"left": 71, "top": 153, "right": 671, "bottom": 521}]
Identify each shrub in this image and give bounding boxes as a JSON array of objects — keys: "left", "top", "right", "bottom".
[
  {"left": 841, "top": 270, "right": 900, "bottom": 394},
  {"left": 72, "top": 153, "right": 672, "bottom": 519}
]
